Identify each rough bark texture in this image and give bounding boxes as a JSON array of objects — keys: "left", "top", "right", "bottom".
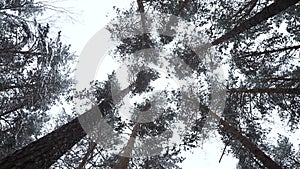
[
  {"left": 212, "top": 0, "right": 300, "bottom": 45},
  {"left": 201, "top": 104, "right": 282, "bottom": 169},
  {"left": 0, "top": 118, "right": 86, "bottom": 169},
  {"left": 0, "top": 77, "right": 140, "bottom": 169}
]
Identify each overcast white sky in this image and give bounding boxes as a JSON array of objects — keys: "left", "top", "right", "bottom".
[{"left": 42, "top": 0, "right": 240, "bottom": 168}]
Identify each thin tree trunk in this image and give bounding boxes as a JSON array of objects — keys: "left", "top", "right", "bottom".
[
  {"left": 175, "top": 0, "right": 190, "bottom": 16},
  {"left": 237, "top": 0, "right": 258, "bottom": 23},
  {"left": 137, "top": 0, "right": 147, "bottom": 33},
  {"left": 231, "top": 0, "right": 258, "bottom": 20},
  {"left": 77, "top": 142, "right": 97, "bottom": 169},
  {"left": 262, "top": 77, "right": 300, "bottom": 82},
  {"left": 0, "top": 49, "right": 45, "bottom": 56},
  {"left": 115, "top": 1, "right": 162, "bottom": 167},
  {"left": 1, "top": 104, "right": 26, "bottom": 117},
  {"left": 116, "top": 121, "right": 140, "bottom": 169},
  {"left": 0, "top": 83, "right": 36, "bottom": 91},
  {"left": 241, "top": 44, "right": 300, "bottom": 57},
  {"left": 212, "top": 0, "right": 300, "bottom": 45},
  {"left": 163, "top": 0, "right": 191, "bottom": 36},
  {"left": 228, "top": 88, "right": 300, "bottom": 95},
  {"left": 199, "top": 104, "right": 282, "bottom": 169}
]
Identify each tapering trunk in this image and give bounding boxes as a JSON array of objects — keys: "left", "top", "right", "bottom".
[
  {"left": 262, "top": 77, "right": 300, "bottom": 82},
  {"left": 163, "top": 0, "right": 191, "bottom": 36},
  {"left": 217, "top": 115, "right": 282, "bottom": 169},
  {"left": 212, "top": 0, "right": 299, "bottom": 45},
  {"left": 116, "top": 122, "right": 140, "bottom": 169},
  {"left": 0, "top": 83, "right": 135, "bottom": 168},
  {"left": 228, "top": 88, "right": 300, "bottom": 95},
  {"left": 241, "top": 45, "right": 300, "bottom": 57},
  {"left": 137, "top": 0, "right": 147, "bottom": 33},
  {"left": 1, "top": 104, "right": 26, "bottom": 117},
  {"left": 1, "top": 1, "right": 297, "bottom": 168},
  {"left": 77, "top": 142, "right": 97, "bottom": 169},
  {"left": 231, "top": 0, "right": 258, "bottom": 20},
  {"left": 0, "top": 49, "right": 45, "bottom": 56},
  {"left": 0, "top": 118, "right": 86, "bottom": 169},
  {"left": 201, "top": 104, "right": 282, "bottom": 169},
  {"left": 0, "top": 83, "right": 36, "bottom": 91}
]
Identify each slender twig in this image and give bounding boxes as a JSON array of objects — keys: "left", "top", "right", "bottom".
[{"left": 219, "top": 142, "right": 229, "bottom": 163}]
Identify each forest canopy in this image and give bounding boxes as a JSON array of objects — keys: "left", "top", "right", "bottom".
[{"left": 0, "top": 0, "right": 299, "bottom": 169}]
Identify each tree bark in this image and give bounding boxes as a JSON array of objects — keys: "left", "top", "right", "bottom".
[
  {"left": 212, "top": 0, "right": 300, "bottom": 45},
  {"left": 1, "top": 104, "right": 26, "bottom": 117},
  {"left": 0, "top": 83, "right": 36, "bottom": 91},
  {"left": 0, "top": 50, "right": 45, "bottom": 56},
  {"left": 228, "top": 88, "right": 300, "bottom": 95},
  {"left": 241, "top": 45, "right": 300, "bottom": 57},
  {"left": 116, "top": 122, "right": 140, "bottom": 169},
  {"left": 0, "top": 118, "right": 86, "bottom": 169},
  {"left": 1, "top": 1, "right": 297, "bottom": 168},
  {"left": 175, "top": 0, "right": 190, "bottom": 16},
  {"left": 137, "top": 0, "right": 147, "bottom": 33},
  {"left": 77, "top": 142, "right": 97, "bottom": 169},
  {"left": 200, "top": 104, "right": 282, "bottom": 169},
  {"left": 0, "top": 79, "right": 136, "bottom": 168}
]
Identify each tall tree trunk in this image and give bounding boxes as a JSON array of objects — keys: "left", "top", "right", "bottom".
[
  {"left": 0, "top": 83, "right": 36, "bottom": 91},
  {"left": 77, "top": 142, "right": 97, "bottom": 169},
  {"left": 1, "top": 1, "right": 298, "bottom": 168},
  {"left": 0, "top": 49, "right": 45, "bottom": 56},
  {"left": 0, "top": 118, "right": 86, "bottom": 169},
  {"left": 211, "top": 0, "right": 300, "bottom": 45},
  {"left": 1, "top": 104, "right": 26, "bottom": 117},
  {"left": 228, "top": 88, "right": 300, "bottom": 95},
  {"left": 262, "top": 77, "right": 300, "bottom": 82},
  {"left": 137, "top": 0, "right": 147, "bottom": 33},
  {"left": 116, "top": 122, "right": 140, "bottom": 169},
  {"left": 175, "top": 0, "right": 190, "bottom": 16},
  {"left": 200, "top": 104, "right": 282, "bottom": 169},
  {"left": 241, "top": 44, "right": 300, "bottom": 57},
  {"left": 0, "top": 81, "right": 135, "bottom": 168},
  {"left": 164, "top": 0, "right": 191, "bottom": 36}
]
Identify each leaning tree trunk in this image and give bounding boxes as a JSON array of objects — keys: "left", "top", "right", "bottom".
[
  {"left": 211, "top": 0, "right": 300, "bottom": 45},
  {"left": 0, "top": 118, "right": 86, "bottom": 169},
  {"left": 0, "top": 69, "right": 146, "bottom": 169},
  {"left": 1, "top": 0, "right": 298, "bottom": 168},
  {"left": 228, "top": 88, "right": 300, "bottom": 95},
  {"left": 116, "top": 121, "right": 140, "bottom": 169},
  {"left": 0, "top": 84, "right": 134, "bottom": 169},
  {"left": 77, "top": 142, "right": 97, "bottom": 169},
  {"left": 242, "top": 45, "right": 300, "bottom": 57},
  {"left": 200, "top": 104, "right": 282, "bottom": 169}
]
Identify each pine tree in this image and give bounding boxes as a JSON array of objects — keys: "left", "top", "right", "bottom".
[
  {"left": 0, "top": 0, "right": 75, "bottom": 158},
  {"left": 1, "top": 0, "right": 299, "bottom": 168}
]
